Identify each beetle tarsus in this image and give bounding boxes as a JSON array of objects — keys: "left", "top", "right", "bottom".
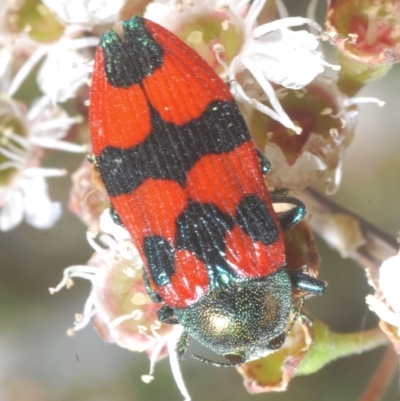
[
  {"left": 177, "top": 331, "right": 189, "bottom": 361},
  {"left": 288, "top": 270, "right": 326, "bottom": 297},
  {"left": 191, "top": 354, "right": 241, "bottom": 368},
  {"left": 272, "top": 194, "right": 307, "bottom": 232}
]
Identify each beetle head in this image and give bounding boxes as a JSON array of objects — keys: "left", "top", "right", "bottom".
[{"left": 174, "top": 269, "right": 292, "bottom": 365}]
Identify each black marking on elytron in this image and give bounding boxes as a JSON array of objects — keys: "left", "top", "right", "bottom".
[
  {"left": 236, "top": 195, "right": 278, "bottom": 245},
  {"left": 143, "top": 236, "right": 175, "bottom": 287},
  {"left": 142, "top": 269, "right": 162, "bottom": 303},
  {"left": 143, "top": 198, "right": 279, "bottom": 291},
  {"left": 97, "top": 100, "right": 250, "bottom": 197},
  {"left": 176, "top": 201, "right": 234, "bottom": 264},
  {"left": 175, "top": 201, "right": 238, "bottom": 287},
  {"left": 100, "top": 16, "right": 164, "bottom": 88}
]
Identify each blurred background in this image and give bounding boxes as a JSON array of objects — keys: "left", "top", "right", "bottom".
[{"left": 1, "top": 0, "right": 399, "bottom": 400}]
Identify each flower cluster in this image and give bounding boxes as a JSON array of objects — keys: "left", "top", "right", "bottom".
[
  {"left": 2, "top": 0, "right": 398, "bottom": 400},
  {"left": 0, "top": 0, "right": 100, "bottom": 230}
]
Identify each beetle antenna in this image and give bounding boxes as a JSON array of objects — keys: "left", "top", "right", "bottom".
[
  {"left": 286, "top": 297, "right": 305, "bottom": 336},
  {"left": 191, "top": 354, "right": 241, "bottom": 368}
]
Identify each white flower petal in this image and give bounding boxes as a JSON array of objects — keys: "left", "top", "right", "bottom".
[
  {"left": 168, "top": 329, "right": 191, "bottom": 401},
  {"left": 7, "top": 47, "right": 48, "bottom": 98},
  {"left": 143, "top": 2, "right": 172, "bottom": 23},
  {"left": 366, "top": 295, "right": 400, "bottom": 330},
  {"left": 0, "top": 188, "right": 25, "bottom": 231},
  {"left": 28, "top": 98, "right": 76, "bottom": 143},
  {"left": 238, "top": 56, "right": 302, "bottom": 133},
  {"left": 379, "top": 255, "right": 400, "bottom": 314},
  {"left": 21, "top": 177, "right": 62, "bottom": 229},
  {"left": 0, "top": 48, "right": 12, "bottom": 93},
  {"left": 42, "top": 0, "right": 125, "bottom": 26},
  {"left": 24, "top": 167, "right": 67, "bottom": 178},
  {"left": 252, "top": 16, "right": 322, "bottom": 38},
  {"left": 99, "top": 209, "right": 131, "bottom": 242},
  {"left": 252, "top": 29, "right": 324, "bottom": 89},
  {"left": 27, "top": 96, "right": 51, "bottom": 121},
  {"left": 30, "top": 137, "right": 86, "bottom": 153},
  {"left": 265, "top": 144, "right": 326, "bottom": 190},
  {"left": 37, "top": 48, "right": 89, "bottom": 103}
]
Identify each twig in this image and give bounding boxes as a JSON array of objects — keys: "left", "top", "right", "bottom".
[{"left": 298, "top": 187, "right": 398, "bottom": 289}]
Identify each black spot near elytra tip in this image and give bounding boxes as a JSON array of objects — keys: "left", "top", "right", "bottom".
[
  {"left": 143, "top": 236, "right": 175, "bottom": 287},
  {"left": 100, "top": 16, "right": 164, "bottom": 87}
]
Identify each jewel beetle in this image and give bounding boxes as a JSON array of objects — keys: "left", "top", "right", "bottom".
[{"left": 89, "top": 16, "right": 325, "bottom": 367}]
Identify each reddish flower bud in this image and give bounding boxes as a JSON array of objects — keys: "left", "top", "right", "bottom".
[{"left": 326, "top": 0, "right": 400, "bottom": 94}]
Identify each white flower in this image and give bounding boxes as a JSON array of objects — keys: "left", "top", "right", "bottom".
[
  {"left": 0, "top": 0, "right": 100, "bottom": 104},
  {"left": 0, "top": 95, "right": 84, "bottom": 231},
  {"left": 37, "top": 38, "right": 97, "bottom": 104},
  {"left": 0, "top": 174, "right": 61, "bottom": 231},
  {"left": 7, "top": 35, "right": 98, "bottom": 105},
  {"left": 145, "top": 0, "right": 245, "bottom": 24},
  {"left": 50, "top": 209, "right": 191, "bottom": 401},
  {"left": 49, "top": 210, "right": 144, "bottom": 333},
  {"left": 144, "top": 0, "right": 338, "bottom": 134},
  {"left": 42, "top": 0, "right": 125, "bottom": 27},
  {"left": 264, "top": 142, "right": 327, "bottom": 190},
  {"left": 0, "top": 48, "right": 86, "bottom": 230},
  {"left": 228, "top": 0, "right": 339, "bottom": 134},
  {"left": 0, "top": 49, "right": 12, "bottom": 93},
  {"left": 245, "top": 28, "right": 326, "bottom": 90},
  {"left": 258, "top": 76, "right": 366, "bottom": 193},
  {"left": 366, "top": 255, "right": 400, "bottom": 334},
  {"left": 377, "top": 256, "right": 400, "bottom": 314}
]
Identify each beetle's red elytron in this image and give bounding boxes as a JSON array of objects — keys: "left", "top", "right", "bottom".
[{"left": 89, "top": 16, "right": 325, "bottom": 366}]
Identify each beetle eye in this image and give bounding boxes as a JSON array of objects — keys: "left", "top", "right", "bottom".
[{"left": 267, "top": 332, "right": 286, "bottom": 349}]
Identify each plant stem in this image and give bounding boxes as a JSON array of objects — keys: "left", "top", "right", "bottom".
[{"left": 298, "top": 187, "right": 398, "bottom": 289}]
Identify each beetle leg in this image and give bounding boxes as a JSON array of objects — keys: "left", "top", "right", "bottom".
[
  {"left": 142, "top": 269, "right": 162, "bottom": 303},
  {"left": 287, "top": 271, "right": 326, "bottom": 299},
  {"left": 109, "top": 206, "right": 123, "bottom": 226},
  {"left": 176, "top": 331, "right": 189, "bottom": 361},
  {"left": 87, "top": 153, "right": 97, "bottom": 164},
  {"left": 157, "top": 305, "right": 179, "bottom": 324},
  {"left": 256, "top": 149, "right": 271, "bottom": 174},
  {"left": 298, "top": 309, "right": 314, "bottom": 326},
  {"left": 271, "top": 194, "right": 306, "bottom": 232},
  {"left": 191, "top": 354, "right": 242, "bottom": 367}
]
